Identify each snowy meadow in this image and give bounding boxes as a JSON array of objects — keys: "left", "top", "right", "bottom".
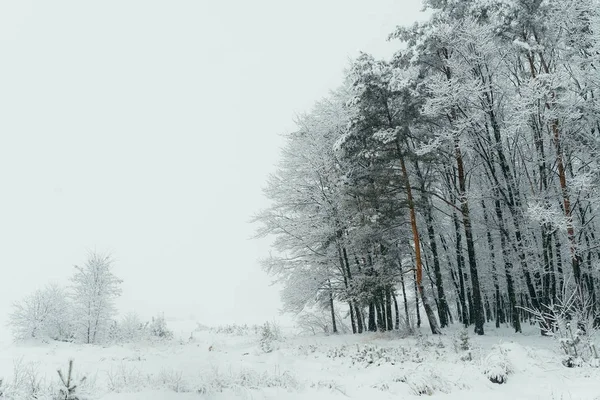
[{"left": 2, "top": 321, "right": 600, "bottom": 399}]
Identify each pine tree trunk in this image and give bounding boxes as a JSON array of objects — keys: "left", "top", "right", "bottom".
[
  {"left": 400, "top": 266, "right": 411, "bottom": 329},
  {"left": 413, "top": 267, "right": 421, "bottom": 329},
  {"left": 399, "top": 150, "right": 441, "bottom": 334}
]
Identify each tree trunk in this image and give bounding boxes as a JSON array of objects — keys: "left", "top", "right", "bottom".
[
  {"left": 400, "top": 266, "right": 411, "bottom": 329},
  {"left": 375, "top": 296, "right": 385, "bottom": 331},
  {"left": 452, "top": 212, "right": 469, "bottom": 326},
  {"left": 368, "top": 302, "right": 377, "bottom": 332},
  {"left": 413, "top": 267, "right": 421, "bottom": 329},
  {"left": 348, "top": 302, "right": 357, "bottom": 334},
  {"left": 415, "top": 160, "right": 450, "bottom": 328},
  {"left": 494, "top": 196, "right": 522, "bottom": 333},
  {"left": 385, "top": 287, "right": 394, "bottom": 332},
  {"left": 328, "top": 279, "right": 338, "bottom": 334},
  {"left": 454, "top": 140, "right": 484, "bottom": 335},
  {"left": 399, "top": 150, "right": 441, "bottom": 334},
  {"left": 354, "top": 301, "right": 364, "bottom": 334},
  {"left": 392, "top": 290, "right": 400, "bottom": 330}
]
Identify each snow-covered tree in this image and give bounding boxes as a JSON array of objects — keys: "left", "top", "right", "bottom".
[
  {"left": 70, "top": 252, "right": 122, "bottom": 344},
  {"left": 8, "top": 284, "right": 73, "bottom": 341},
  {"left": 256, "top": 0, "right": 600, "bottom": 337}
]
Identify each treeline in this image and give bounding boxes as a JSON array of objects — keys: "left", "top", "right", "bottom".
[{"left": 254, "top": 0, "right": 600, "bottom": 335}]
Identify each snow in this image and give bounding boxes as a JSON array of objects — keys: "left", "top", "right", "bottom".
[{"left": 1, "top": 323, "right": 600, "bottom": 400}]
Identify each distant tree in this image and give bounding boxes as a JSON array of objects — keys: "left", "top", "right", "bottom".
[
  {"left": 148, "top": 312, "right": 173, "bottom": 340},
  {"left": 114, "top": 312, "right": 147, "bottom": 342},
  {"left": 70, "top": 252, "right": 122, "bottom": 344},
  {"left": 8, "top": 283, "right": 73, "bottom": 341}
]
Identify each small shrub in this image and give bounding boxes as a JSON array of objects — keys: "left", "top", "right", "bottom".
[
  {"left": 210, "top": 324, "right": 261, "bottom": 336},
  {"left": 527, "top": 285, "right": 600, "bottom": 367},
  {"left": 259, "top": 322, "right": 277, "bottom": 353},
  {"left": 483, "top": 346, "right": 513, "bottom": 384},
  {"left": 397, "top": 369, "right": 451, "bottom": 396},
  {"left": 149, "top": 313, "right": 173, "bottom": 340},
  {"left": 325, "top": 345, "right": 348, "bottom": 359},
  {"left": 326, "top": 344, "right": 424, "bottom": 367},
  {"left": 0, "top": 358, "right": 54, "bottom": 399},
  {"left": 453, "top": 328, "right": 472, "bottom": 361},
  {"left": 590, "top": 344, "right": 600, "bottom": 368},
  {"left": 118, "top": 312, "right": 147, "bottom": 342},
  {"left": 350, "top": 345, "right": 399, "bottom": 366},
  {"left": 310, "top": 380, "right": 346, "bottom": 395},
  {"left": 296, "top": 310, "right": 350, "bottom": 335},
  {"left": 155, "top": 369, "right": 189, "bottom": 393},
  {"left": 297, "top": 344, "right": 318, "bottom": 356},
  {"left": 194, "top": 366, "right": 300, "bottom": 394},
  {"left": 106, "top": 363, "right": 145, "bottom": 393}
]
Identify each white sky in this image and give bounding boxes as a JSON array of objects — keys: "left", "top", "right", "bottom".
[{"left": 0, "top": 0, "right": 427, "bottom": 328}]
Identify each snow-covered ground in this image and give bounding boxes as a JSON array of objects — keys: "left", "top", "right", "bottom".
[{"left": 1, "top": 321, "right": 600, "bottom": 400}]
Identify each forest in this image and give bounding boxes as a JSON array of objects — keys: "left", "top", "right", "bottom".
[{"left": 255, "top": 0, "right": 600, "bottom": 336}]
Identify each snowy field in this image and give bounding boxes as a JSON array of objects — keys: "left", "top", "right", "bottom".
[{"left": 1, "top": 321, "right": 600, "bottom": 400}]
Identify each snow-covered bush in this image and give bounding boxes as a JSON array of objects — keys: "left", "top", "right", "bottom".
[
  {"left": 590, "top": 343, "right": 600, "bottom": 368},
  {"left": 259, "top": 322, "right": 278, "bottom": 353},
  {"left": 483, "top": 345, "right": 513, "bottom": 384},
  {"left": 106, "top": 312, "right": 174, "bottom": 344},
  {"left": 0, "top": 358, "right": 94, "bottom": 400},
  {"left": 296, "top": 309, "right": 350, "bottom": 335},
  {"left": 453, "top": 328, "right": 472, "bottom": 361},
  {"left": 154, "top": 369, "right": 189, "bottom": 393},
  {"left": 196, "top": 367, "right": 301, "bottom": 394},
  {"left": 2, "top": 358, "right": 47, "bottom": 399},
  {"left": 148, "top": 313, "right": 173, "bottom": 340},
  {"left": 350, "top": 345, "right": 401, "bottom": 366},
  {"left": 2, "top": 359, "right": 61, "bottom": 399},
  {"left": 297, "top": 344, "right": 318, "bottom": 356},
  {"left": 326, "top": 345, "right": 349, "bottom": 360},
  {"left": 310, "top": 380, "right": 346, "bottom": 395},
  {"left": 118, "top": 312, "right": 147, "bottom": 342},
  {"left": 210, "top": 324, "right": 260, "bottom": 336},
  {"left": 106, "top": 363, "right": 146, "bottom": 393},
  {"left": 396, "top": 369, "right": 452, "bottom": 396},
  {"left": 326, "top": 344, "right": 425, "bottom": 367},
  {"left": 8, "top": 284, "right": 74, "bottom": 342},
  {"left": 528, "top": 286, "right": 599, "bottom": 367}
]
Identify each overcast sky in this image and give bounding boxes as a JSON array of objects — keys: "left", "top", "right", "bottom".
[{"left": 0, "top": 0, "right": 427, "bottom": 328}]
